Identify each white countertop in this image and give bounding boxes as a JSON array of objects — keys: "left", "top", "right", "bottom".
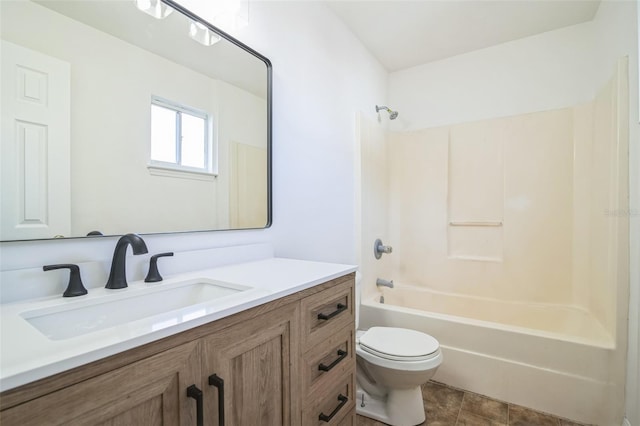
[{"left": 0, "top": 257, "right": 356, "bottom": 392}]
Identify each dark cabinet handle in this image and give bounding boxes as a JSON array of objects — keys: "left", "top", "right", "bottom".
[
  {"left": 318, "top": 394, "right": 348, "bottom": 422},
  {"left": 186, "top": 385, "right": 203, "bottom": 426},
  {"left": 317, "top": 303, "right": 347, "bottom": 321},
  {"left": 209, "top": 374, "right": 225, "bottom": 426},
  {"left": 318, "top": 350, "right": 348, "bottom": 372}
]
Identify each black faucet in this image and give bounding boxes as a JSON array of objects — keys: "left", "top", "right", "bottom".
[{"left": 105, "top": 233, "right": 148, "bottom": 289}]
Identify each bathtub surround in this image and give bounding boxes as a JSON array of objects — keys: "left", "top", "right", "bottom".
[{"left": 387, "top": 64, "right": 627, "bottom": 337}]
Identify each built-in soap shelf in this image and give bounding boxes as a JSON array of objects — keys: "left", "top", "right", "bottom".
[
  {"left": 449, "top": 221, "right": 503, "bottom": 227},
  {"left": 448, "top": 220, "right": 504, "bottom": 261}
]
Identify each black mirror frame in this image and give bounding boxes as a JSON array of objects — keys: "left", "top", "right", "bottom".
[
  {"left": 1, "top": 0, "right": 272, "bottom": 243},
  {"left": 162, "top": 0, "right": 273, "bottom": 231}
]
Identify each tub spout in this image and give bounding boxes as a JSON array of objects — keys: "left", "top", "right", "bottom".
[{"left": 376, "top": 278, "right": 394, "bottom": 289}]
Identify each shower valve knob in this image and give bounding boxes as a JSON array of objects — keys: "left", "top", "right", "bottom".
[{"left": 374, "top": 239, "right": 393, "bottom": 259}]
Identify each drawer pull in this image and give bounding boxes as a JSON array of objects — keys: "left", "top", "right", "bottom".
[
  {"left": 319, "top": 394, "right": 348, "bottom": 422},
  {"left": 186, "top": 385, "right": 204, "bottom": 426},
  {"left": 208, "top": 374, "right": 225, "bottom": 426},
  {"left": 318, "top": 350, "right": 348, "bottom": 372},
  {"left": 317, "top": 303, "right": 347, "bottom": 321}
]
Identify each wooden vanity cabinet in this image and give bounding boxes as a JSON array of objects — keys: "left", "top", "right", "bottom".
[
  {"left": 0, "top": 341, "right": 203, "bottom": 426},
  {"left": 0, "top": 273, "right": 355, "bottom": 426},
  {"left": 202, "top": 301, "right": 300, "bottom": 425}
]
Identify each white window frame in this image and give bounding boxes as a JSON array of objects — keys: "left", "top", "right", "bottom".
[{"left": 147, "top": 95, "right": 217, "bottom": 180}]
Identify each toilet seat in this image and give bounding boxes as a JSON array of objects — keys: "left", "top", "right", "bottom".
[
  {"left": 359, "top": 327, "right": 440, "bottom": 361},
  {"left": 356, "top": 327, "right": 443, "bottom": 371}
]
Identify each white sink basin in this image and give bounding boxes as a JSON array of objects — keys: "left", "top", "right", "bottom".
[{"left": 21, "top": 278, "right": 253, "bottom": 340}]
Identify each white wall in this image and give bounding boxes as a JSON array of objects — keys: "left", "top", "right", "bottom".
[
  {"left": 590, "top": 2, "right": 640, "bottom": 424},
  {"left": 0, "top": 2, "right": 386, "bottom": 271},
  {"left": 389, "top": 20, "right": 596, "bottom": 130},
  {"left": 234, "top": 2, "right": 388, "bottom": 264},
  {"left": 216, "top": 80, "right": 268, "bottom": 229}
]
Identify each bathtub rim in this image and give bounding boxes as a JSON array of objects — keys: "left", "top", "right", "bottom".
[{"left": 362, "top": 292, "right": 615, "bottom": 350}]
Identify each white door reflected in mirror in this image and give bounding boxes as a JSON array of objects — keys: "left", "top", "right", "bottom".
[{"left": 1, "top": 41, "right": 71, "bottom": 240}]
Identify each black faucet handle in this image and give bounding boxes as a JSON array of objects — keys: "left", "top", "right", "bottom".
[
  {"left": 43, "top": 264, "right": 88, "bottom": 297},
  {"left": 145, "top": 252, "right": 174, "bottom": 283}
]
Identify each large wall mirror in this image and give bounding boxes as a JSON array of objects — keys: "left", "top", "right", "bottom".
[{"left": 0, "top": 0, "right": 271, "bottom": 241}]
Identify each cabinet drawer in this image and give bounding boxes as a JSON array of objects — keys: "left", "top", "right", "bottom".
[
  {"left": 301, "top": 278, "right": 354, "bottom": 351},
  {"left": 302, "top": 325, "right": 354, "bottom": 394},
  {"left": 302, "top": 372, "right": 355, "bottom": 426}
]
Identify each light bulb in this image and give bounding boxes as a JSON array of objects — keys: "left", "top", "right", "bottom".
[
  {"left": 189, "top": 21, "right": 221, "bottom": 46},
  {"left": 134, "top": 0, "right": 174, "bottom": 19}
]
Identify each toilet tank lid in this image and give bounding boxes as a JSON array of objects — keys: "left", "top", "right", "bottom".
[{"left": 360, "top": 327, "right": 440, "bottom": 358}]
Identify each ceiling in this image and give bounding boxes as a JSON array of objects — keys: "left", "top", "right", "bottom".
[
  {"left": 326, "top": 0, "right": 601, "bottom": 72},
  {"left": 35, "top": 1, "right": 267, "bottom": 98}
]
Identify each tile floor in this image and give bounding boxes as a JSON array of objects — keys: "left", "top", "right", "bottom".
[{"left": 356, "top": 381, "right": 589, "bottom": 426}]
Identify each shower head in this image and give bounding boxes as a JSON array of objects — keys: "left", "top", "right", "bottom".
[{"left": 376, "top": 105, "right": 399, "bottom": 120}]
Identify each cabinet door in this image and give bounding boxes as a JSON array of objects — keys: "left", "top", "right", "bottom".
[
  {"left": 203, "top": 303, "right": 300, "bottom": 426},
  {"left": 0, "top": 341, "right": 202, "bottom": 426}
]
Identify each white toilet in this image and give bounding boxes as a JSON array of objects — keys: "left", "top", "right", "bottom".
[{"left": 355, "top": 326, "right": 442, "bottom": 426}]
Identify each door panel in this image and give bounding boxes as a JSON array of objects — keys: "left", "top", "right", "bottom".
[
  {"left": 1, "top": 40, "right": 70, "bottom": 240},
  {"left": 229, "top": 141, "right": 267, "bottom": 228},
  {"left": 0, "top": 341, "right": 201, "bottom": 426},
  {"left": 203, "top": 303, "right": 299, "bottom": 426}
]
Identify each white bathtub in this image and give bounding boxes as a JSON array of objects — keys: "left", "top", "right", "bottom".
[{"left": 359, "top": 284, "right": 621, "bottom": 425}]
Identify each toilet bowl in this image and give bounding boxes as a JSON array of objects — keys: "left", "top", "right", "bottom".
[{"left": 355, "top": 326, "right": 442, "bottom": 426}]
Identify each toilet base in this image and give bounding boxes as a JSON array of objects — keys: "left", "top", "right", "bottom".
[{"left": 356, "top": 385, "right": 426, "bottom": 426}]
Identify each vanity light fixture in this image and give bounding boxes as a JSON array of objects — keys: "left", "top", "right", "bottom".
[
  {"left": 135, "top": 0, "right": 174, "bottom": 19},
  {"left": 189, "top": 21, "right": 221, "bottom": 46}
]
